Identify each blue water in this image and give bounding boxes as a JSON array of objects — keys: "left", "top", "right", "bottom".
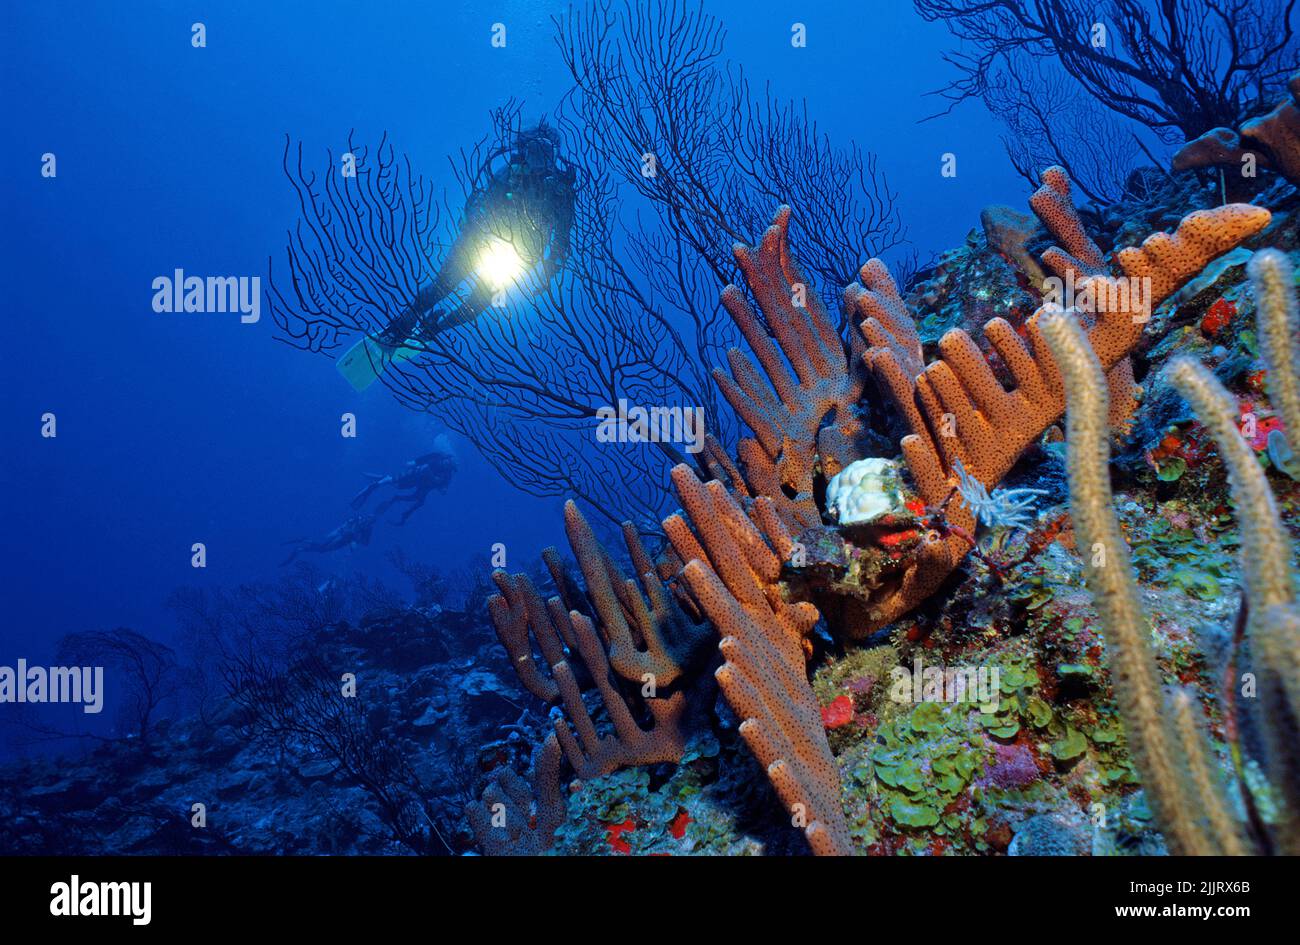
[{"left": 2, "top": 0, "right": 1019, "bottom": 752}]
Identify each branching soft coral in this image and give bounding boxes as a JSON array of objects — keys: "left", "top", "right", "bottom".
[
  {"left": 1041, "top": 310, "right": 1247, "bottom": 856},
  {"left": 1251, "top": 249, "right": 1300, "bottom": 443}
]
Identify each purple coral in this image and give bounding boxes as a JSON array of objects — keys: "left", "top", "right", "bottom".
[
  {"left": 984, "top": 743, "right": 1041, "bottom": 790},
  {"left": 847, "top": 675, "right": 876, "bottom": 698}
]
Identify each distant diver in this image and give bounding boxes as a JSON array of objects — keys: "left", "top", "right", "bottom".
[
  {"left": 337, "top": 119, "right": 577, "bottom": 391},
  {"left": 351, "top": 447, "right": 457, "bottom": 525},
  {"left": 280, "top": 512, "right": 376, "bottom": 566}
]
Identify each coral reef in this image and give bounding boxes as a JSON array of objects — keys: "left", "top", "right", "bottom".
[
  {"left": 397, "top": 120, "right": 1300, "bottom": 857},
  {"left": 460, "top": 160, "right": 1284, "bottom": 855},
  {"left": 17, "top": 161, "right": 1299, "bottom": 859},
  {"left": 1042, "top": 245, "right": 1300, "bottom": 855},
  {"left": 852, "top": 166, "right": 1269, "bottom": 634}
]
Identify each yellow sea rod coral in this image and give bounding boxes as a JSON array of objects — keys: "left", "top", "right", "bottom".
[{"left": 1041, "top": 309, "right": 1246, "bottom": 856}]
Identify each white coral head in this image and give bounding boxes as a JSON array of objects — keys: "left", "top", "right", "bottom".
[{"left": 825, "top": 457, "right": 906, "bottom": 525}]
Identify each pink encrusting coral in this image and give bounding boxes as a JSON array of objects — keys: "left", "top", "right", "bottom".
[{"left": 982, "top": 743, "right": 1043, "bottom": 791}]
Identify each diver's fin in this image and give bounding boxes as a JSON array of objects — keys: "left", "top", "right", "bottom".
[
  {"left": 337, "top": 334, "right": 424, "bottom": 392},
  {"left": 337, "top": 336, "right": 394, "bottom": 392}
]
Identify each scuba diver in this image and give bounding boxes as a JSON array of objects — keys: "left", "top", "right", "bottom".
[
  {"left": 351, "top": 448, "right": 458, "bottom": 525},
  {"left": 337, "top": 119, "right": 577, "bottom": 391},
  {"left": 280, "top": 512, "right": 376, "bottom": 566}
]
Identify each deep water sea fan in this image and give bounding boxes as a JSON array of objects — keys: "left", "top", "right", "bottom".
[
  {"left": 917, "top": 0, "right": 1300, "bottom": 200},
  {"left": 274, "top": 1, "right": 908, "bottom": 531},
  {"left": 556, "top": 0, "right": 905, "bottom": 301},
  {"left": 269, "top": 114, "right": 721, "bottom": 530},
  {"left": 916, "top": 0, "right": 1300, "bottom": 143},
  {"left": 228, "top": 653, "right": 440, "bottom": 855}
]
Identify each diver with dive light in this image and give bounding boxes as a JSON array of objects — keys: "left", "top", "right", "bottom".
[{"left": 337, "top": 120, "right": 576, "bottom": 391}]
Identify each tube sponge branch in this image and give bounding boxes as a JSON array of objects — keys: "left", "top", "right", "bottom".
[
  {"left": 668, "top": 464, "right": 853, "bottom": 855},
  {"left": 466, "top": 733, "right": 567, "bottom": 856},
  {"left": 712, "top": 206, "right": 869, "bottom": 531}
]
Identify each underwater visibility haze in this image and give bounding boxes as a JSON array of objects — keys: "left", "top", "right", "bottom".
[{"left": 4, "top": 0, "right": 1300, "bottom": 871}]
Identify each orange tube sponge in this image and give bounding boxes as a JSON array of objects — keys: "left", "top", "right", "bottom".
[
  {"left": 1029, "top": 165, "right": 1105, "bottom": 279},
  {"left": 466, "top": 733, "right": 567, "bottom": 856},
  {"left": 713, "top": 206, "right": 867, "bottom": 529},
  {"left": 855, "top": 202, "right": 1268, "bottom": 637},
  {"left": 667, "top": 464, "right": 853, "bottom": 855}
]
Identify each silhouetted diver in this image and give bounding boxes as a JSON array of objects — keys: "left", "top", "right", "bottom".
[
  {"left": 338, "top": 121, "right": 577, "bottom": 390},
  {"left": 351, "top": 449, "right": 457, "bottom": 525},
  {"left": 281, "top": 512, "right": 376, "bottom": 566}
]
